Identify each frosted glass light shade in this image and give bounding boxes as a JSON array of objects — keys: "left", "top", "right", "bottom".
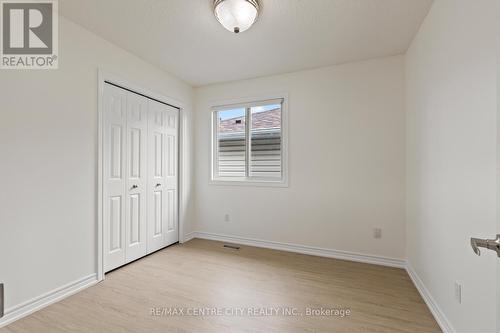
[{"left": 214, "top": 0, "right": 259, "bottom": 33}]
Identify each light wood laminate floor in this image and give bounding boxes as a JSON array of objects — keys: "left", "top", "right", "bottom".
[{"left": 2, "top": 239, "right": 441, "bottom": 333}]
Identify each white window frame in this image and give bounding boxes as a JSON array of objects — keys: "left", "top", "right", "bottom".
[{"left": 210, "top": 94, "right": 288, "bottom": 187}]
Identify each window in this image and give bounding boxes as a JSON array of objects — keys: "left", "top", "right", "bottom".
[{"left": 211, "top": 98, "right": 286, "bottom": 185}]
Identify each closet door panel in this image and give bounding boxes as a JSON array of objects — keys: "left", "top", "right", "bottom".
[
  {"left": 164, "top": 106, "right": 179, "bottom": 246},
  {"left": 124, "top": 92, "right": 148, "bottom": 262},
  {"left": 103, "top": 84, "right": 127, "bottom": 272},
  {"left": 147, "top": 100, "right": 168, "bottom": 253}
]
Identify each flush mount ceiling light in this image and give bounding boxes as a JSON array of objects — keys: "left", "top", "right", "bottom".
[{"left": 214, "top": 0, "right": 260, "bottom": 34}]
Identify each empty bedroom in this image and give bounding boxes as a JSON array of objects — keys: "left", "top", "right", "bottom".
[{"left": 0, "top": 0, "right": 499, "bottom": 332}]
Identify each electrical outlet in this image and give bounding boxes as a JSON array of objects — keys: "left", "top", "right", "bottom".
[
  {"left": 224, "top": 214, "right": 230, "bottom": 222},
  {"left": 454, "top": 281, "right": 462, "bottom": 304},
  {"left": 373, "top": 228, "right": 382, "bottom": 239}
]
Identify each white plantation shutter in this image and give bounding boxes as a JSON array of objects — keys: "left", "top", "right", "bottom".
[
  {"left": 218, "top": 132, "right": 246, "bottom": 177},
  {"left": 218, "top": 130, "right": 282, "bottom": 178},
  {"left": 250, "top": 129, "right": 281, "bottom": 178}
]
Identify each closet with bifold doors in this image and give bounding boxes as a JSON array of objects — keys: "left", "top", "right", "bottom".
[{"left": 102, "top": 82, "right": 179, "bottom": 272}]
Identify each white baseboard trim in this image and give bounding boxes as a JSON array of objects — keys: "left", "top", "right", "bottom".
[
  {"left": 186, "top": 231, "right": 406, "bottom": 268},
  {"left": 0, "top": 274, "right": 98, "bottom": 328},
  {"left": 406, "top": 263, "right": 455, "bottom": 333},
  {"left": 182, "top": 231, "right": 196, "bottom": 243}
]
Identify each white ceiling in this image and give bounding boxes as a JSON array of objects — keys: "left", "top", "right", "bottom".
[{"left": 59, "top": 0, "right": 433, "bottom": 87}]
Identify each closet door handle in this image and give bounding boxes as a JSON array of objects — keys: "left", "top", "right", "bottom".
[
  {"left": 156, "top": 183, "right": 161, "bottom": 187},
  {"left": 131, "top": 185, "right": 138, "bottom": 190}
]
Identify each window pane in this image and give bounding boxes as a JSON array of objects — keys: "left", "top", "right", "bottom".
[
  {"left": 217, "top": 108, "right": 246, "bottom": 178},
  {"left": 250, "top": 104, "right": 282, "bottom": 179}
]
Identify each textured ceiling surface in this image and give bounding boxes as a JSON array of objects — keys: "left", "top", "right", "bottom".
[{"left": 60, "top": 0, "right": 433, "bottom": 86}]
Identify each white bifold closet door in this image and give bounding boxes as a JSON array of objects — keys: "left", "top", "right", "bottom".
[
  {"left": 147, "top": 100, "right": 179, "bottom": 253},
  {"left": 103, "top": 83, "right": 179, "bottom": 273}
]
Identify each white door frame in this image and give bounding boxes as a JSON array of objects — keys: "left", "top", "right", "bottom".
[{"left": 97, "top": 69, "right": 186, "bottom": 281}]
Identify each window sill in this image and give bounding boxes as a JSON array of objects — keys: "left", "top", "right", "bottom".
[{"left": 209, "top": 178, "right": 289, "bottom": 188}]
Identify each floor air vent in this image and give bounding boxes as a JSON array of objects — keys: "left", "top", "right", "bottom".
[{"left": 223, "top": 244, "right": 240, "bottom": 250}]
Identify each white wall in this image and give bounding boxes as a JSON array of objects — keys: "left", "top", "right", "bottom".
[
  {"left": 0, "top": 17, "right": 194, "bottom": 314},
  {"left": 194, "top": 55, "right": 406, "bottom": 260},
  {"left": 405, "top": 0, "right": 497, "bottom": 332}
]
